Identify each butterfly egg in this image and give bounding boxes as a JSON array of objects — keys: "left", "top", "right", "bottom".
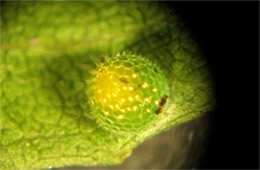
[{"left": 87, "top": 52, "right": 169, "bottom": 134}]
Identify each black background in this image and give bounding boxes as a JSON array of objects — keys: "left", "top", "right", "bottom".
[{"left": 167, "top": 1, "right": 259, "bottom": 169}]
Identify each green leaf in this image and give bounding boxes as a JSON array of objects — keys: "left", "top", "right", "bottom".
[{"left": 0, "top": 1, "right": 215, "bottom": 169}]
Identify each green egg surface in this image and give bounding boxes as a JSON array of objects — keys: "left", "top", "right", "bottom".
[{"left": 87, "top": 53, "right": 169, "bottom": 134}]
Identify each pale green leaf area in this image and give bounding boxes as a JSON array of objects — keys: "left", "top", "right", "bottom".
[{"left": 0, "top": 1, "right": 215, "bottom": 169}]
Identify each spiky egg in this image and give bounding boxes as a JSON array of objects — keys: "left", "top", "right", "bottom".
[{"left": 87, "top": 52, "right": 169, "bottom": 134}]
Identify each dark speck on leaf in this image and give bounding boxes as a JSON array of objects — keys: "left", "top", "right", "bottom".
[{"left": 155, "top": 95, "right": 168, "bottom": 115}]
